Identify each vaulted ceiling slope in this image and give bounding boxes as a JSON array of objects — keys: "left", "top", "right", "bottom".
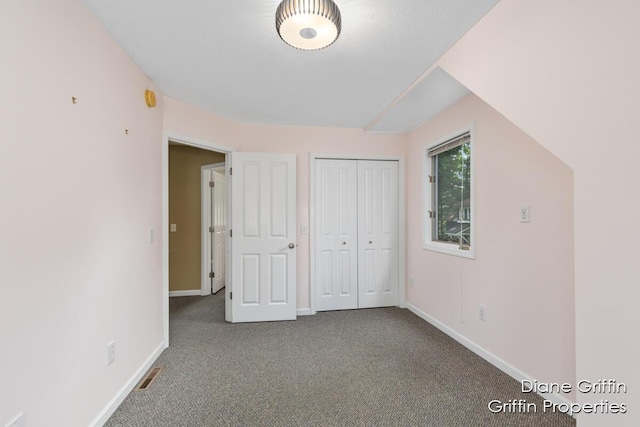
[{"left": 83, "top": 0, "right": 500, "bottom": 133}]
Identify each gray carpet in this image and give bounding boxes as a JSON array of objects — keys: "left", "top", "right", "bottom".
[{"left": 106, "top": 292, "right": 575, "bottom": 426}]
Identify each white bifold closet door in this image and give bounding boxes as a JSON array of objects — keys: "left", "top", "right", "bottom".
[
  {"left": 315, "top": 160, "right": 359, "bottom": 311},
  {"left": 315, "top": 159, "right": 399, "bottom": 311},
  {"left": 357, "top": 160, "right": 399, "bottom": 308}
]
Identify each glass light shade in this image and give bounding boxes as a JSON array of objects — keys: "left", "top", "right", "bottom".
[{"left": 276, "top": 0, "right": 342, "bottom": 50}]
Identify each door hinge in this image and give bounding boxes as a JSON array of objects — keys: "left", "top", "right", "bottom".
[
  {"left": 229, "top": 168, "right": 232, "bottom": 175},
  {"left": 428, "top": 210, "right": 436, "bottom": 219},
  {"left": 230, "top": 229, "right": 232, "bottom": 238},
  {"left": 428, "top": 175, "right": 436, "bottom": 183},
  {"left": 209, "top": 271, "right": 215, "bottom": 278},
  {"left": 209, "top": 226, "right": 214, "bottom": 233},
  {"left": 209, "top": 181, "right": 215, "bottom": 188},
  {"left": 229, "top": 292, "right": 232, "bottom": 300}
]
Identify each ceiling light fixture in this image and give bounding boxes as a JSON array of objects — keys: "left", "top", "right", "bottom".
[{"left": 276, "top": 0, "right": 342, "bottom": 51}]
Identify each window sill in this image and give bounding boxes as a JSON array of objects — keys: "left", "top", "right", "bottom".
[{"left": 423, "top": 241, "right": 475, "bottom": 259}]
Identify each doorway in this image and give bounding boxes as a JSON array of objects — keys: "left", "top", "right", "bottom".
[
  {"left": 168, "top": 144, "right": 225, "bottom": 296},
  {"left": 163, "top": 134, "right": 233, "bottom": 346}
]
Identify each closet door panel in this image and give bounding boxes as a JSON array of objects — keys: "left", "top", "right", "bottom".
[
  {"left": 357, "top": 160, "right": 399, "bottom": 308},
  {"left": 315, "top": 159, "right": 358, "bottom": 311}
]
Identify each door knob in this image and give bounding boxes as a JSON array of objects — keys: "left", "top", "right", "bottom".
[
  {"left": 369, "top": 241, "right": 373, "bottom": 244},
  {"left": 342, "top": 242, "right": 346, "bottom": 245},
  {"left": 288, "top": 243, "right": 295, "bottom": 249}
]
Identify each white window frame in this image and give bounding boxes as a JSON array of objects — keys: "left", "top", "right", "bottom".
[{"left": 423, "top": 124, "right": 475, "bottom": 259}]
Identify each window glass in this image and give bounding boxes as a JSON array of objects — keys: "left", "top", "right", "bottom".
[{"left": 433, "top": 141, "right": 471, "bottom": 247}]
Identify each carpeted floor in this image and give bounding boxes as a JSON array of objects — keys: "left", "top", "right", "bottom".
[{"left": 106, "top": 291, "right": 575, "bottom": 426}]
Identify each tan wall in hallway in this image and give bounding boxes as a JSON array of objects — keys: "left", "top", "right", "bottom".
[{"left": 169, "top": 144, "right": 225, "bottom": 292}]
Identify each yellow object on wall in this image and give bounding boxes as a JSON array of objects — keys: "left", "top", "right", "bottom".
[{"left": 144, "top": 89, "right": 156, "bottom": 107}]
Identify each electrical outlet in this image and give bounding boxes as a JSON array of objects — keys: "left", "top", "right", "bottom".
[
  {"left": 170, "top": 224, "right": 177, "bottom": 232},
  {"left": 520, "top": 205, "right": 530, "bottom": 223},
  {"left": 5, "top": 413, "right": 24, "bottom": 427},
  {"left": 148, "top": 227, "right": 154, "bottom": 243},
  {"left": 479, "top": 305, "right": 486, "bottom": 321},
  {"left": 300, "top": 224, "right": 308, "bottom": 235},
  {"left": 106, "top": 341, "right": 115, "bottom": 366}
]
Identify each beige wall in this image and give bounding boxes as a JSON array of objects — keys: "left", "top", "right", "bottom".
[
  {"left": 407, "top": 94, "right": 575, "bottom": 399},
  {"left": 169, "top": 145, "right": 225, "bottom": 292}
]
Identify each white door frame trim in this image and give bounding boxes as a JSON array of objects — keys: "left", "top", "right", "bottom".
[
  {"left": 201, "top": 163, "right": 226, "bottom": 296},
  {"left": 309, "top": 153, "right": 406, "bottom": 315},
  {"left": 163, "top": 132, "right": 234, "bottom": 346}
]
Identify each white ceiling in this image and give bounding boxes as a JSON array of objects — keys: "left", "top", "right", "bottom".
[
  {"left": 83, "top": 0, "right": 499, "bottom": 133},
  {"left": 369, "top": 67, "right": 471, "bottom": 133}
]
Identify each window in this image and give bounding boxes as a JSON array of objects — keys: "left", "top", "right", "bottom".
[{"left": 424, "top": 128, "right": 474, "bottom": 258}]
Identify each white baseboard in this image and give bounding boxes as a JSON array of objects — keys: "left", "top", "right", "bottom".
[
  {"left": 296, "top": 308, "right": 311, "bottom": 316},
  {"left": 89, "top": 341, "right": 166, "bottom": 426},
  {"left": 406, "top": 303, "right": 575, "bottom": 415},
  {"left": 169, "top": 290, "right": 201, "bottom": 297}
]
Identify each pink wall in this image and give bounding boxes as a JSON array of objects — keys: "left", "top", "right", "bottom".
[
  {"left": 239, "top": 124, "right": 407, "bottom": 308},
  {"left": 163, "top": 82, "right": 578, "bottom": 405},
  {"left": 163, "top": 97, "right": 243, "bottom": 148},
  {"left": 407, "top": 94, "right": 575, "bottom": 398},
  {"left": 5, "top": 0, "right": 627, "bottom": 424},
  {"left": 163, "top": 99, "right": 407, "bottom": 309},
  {"left": 437, "top": 1, "right": 640, "bottom": 424},
  {"left": 0, "top": 0, "right": 164, "bottom": 425}
]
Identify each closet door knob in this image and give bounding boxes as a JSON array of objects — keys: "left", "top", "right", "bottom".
[
  {"left": 369, "top": 241, "right": 373, "bottom": 244},
  {"left": 342, "top": 241, "right": 346, "bottom": 245},
  {"left": 288, "top": 243, "right": 295, "bottom": 249}
]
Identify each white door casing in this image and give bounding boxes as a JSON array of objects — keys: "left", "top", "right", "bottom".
[
  {"left": 358, "top": 160, "right": 399, "bottom": 308},
  {"left": 314, "top": 159, "right": 358, "bottom": 311},
  {"left": 202, "top": 164, "right": 227, "bottom": 295},
  {"left": 212, "top": 169, "right": 226, "bottom": 293},
  {"left": 229, "top": 152, "right": 297, "bottom": 322}
]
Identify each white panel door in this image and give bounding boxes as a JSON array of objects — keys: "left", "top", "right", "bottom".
[
  {"left": 212, "top": 170, "right": 226, "bottom": 293},
  {"left": 314, "top": 159, "right": 358, "bottom": 311},
  {"left": 358, "top": 160, "right": 399, "bottom": 308},
  {"left": 230, "top": 152, "right": 297, "bottom": 322}
]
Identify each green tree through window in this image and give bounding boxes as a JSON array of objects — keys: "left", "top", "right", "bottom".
[
  {"left": 425, "top": 130, "right": 473, "bottom": 256},
  {"left": 432, "top": 140, "right": 471, "bottom": 247}
]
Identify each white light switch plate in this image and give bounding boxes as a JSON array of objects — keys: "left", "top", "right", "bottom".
[{"left": 520, "top": 205, "right": 530, "bottom": 223}]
